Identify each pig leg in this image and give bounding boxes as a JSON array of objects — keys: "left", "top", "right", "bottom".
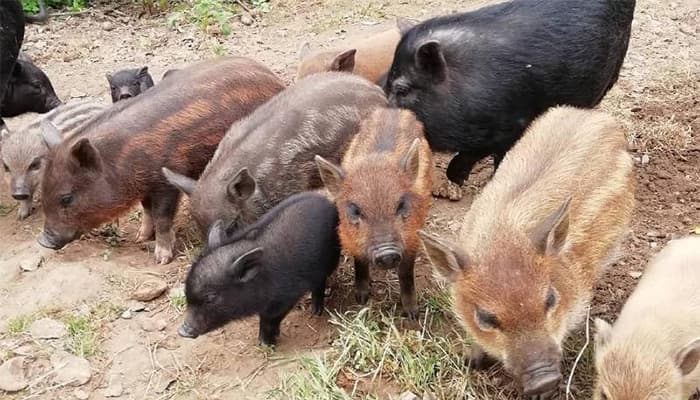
[
  {"left": 150, "top": 190, "right": 179, "bottom": 264},
  {"left": 465, "top": 343, "right": 499, "bottom": 370},
  {"left": 354, "top": 259, "right": 371, "bottom": 305},
  {"left": 135, "top": 197, "right": 155, "bottom": 243},
  {"left": 398, "top": 255, "right": 418, "bottom": 320},
  {"left": 17, "top": 199, "right": 32, "bottom": 220},
  {"left": 259, "top": 304, "right": 294, "bottom": 346},
  {"left": 311, "top": 284, "right": 326, "bottom": 316}
]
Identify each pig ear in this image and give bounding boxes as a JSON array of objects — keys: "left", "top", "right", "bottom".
[
  {"left": 12, "top": 62, "right": 23, "bottom": 78},
  {"left": 227, "top": 168, "right": 256, "bottom": 202},
  {"left": 162, "top": 167, "right": 196, "bottom": 196},
  {"left": 329, "top": 49, "right": 356, "bottom": 73},
  {"left": 530, "top": 197, "right": 572, "bottom": 256},
  {"left": 415, "top": 40, "right": 446, "bottom": 83},
  {"left": 314, "top": 155, "right": 344, "bottom": 198},
  {"left": 396, "top": 16, "right": 417, "bottom": 35},
  {"left": 105, "top": 73, "right": 112, "bottom": 83},
  {"left": 206, "top": 219, "right": 226, "bottom": 249},
  {"left": 676, "top": 337, "right": 700, "bottom": 376},
  {"left": 70, "top": 138, "right": 101, "bottom": 172},
  {"left": 298, "top": 41, "right": 312, "bottom": 60},
  {"left": 138, "top": 66, "right": 149, "bottom": 77},
  {"left": 400, "top": 138, "right": 421, "bottom": 182},
  {"left": 418, "top": 230, "right": 469, "bottom": 282},
  {"left": 40, "top": 119, "right": 63, "bottom": 149},
  {"left": 594, "top": 318, "right": 613, "bottom": 350},
  {"left": 229, "top": 247, "right": 264, "bottom": 283}
]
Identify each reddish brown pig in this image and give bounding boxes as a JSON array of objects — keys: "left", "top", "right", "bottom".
[
  {"left": 418, "top": 106, "right": 635, "bottom": 398},
  {"left": 38, "top": 57, "right": 285, "bottom": 264},
  {"left": 296, "top": 24, "right": 401, "bottom": 84},
  {"left": 315, "top": 107, "right": 432, "bottom": 319}
]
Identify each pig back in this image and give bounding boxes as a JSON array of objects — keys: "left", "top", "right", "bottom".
[
  {"left": 203, "top": 72, "right": 388, "bottom": 207},
  {"left": 63, "top": 56, "right": 285, "bottom": 182}
]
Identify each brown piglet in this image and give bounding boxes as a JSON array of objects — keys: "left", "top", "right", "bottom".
[
  {"left": 296, "top": 22, "right": 403, "bottom": 84},
  {"left": 419, "top": 106, "right": 635, "bottom": 398},
  {"left": 315, "top": 107, "right": 433, "bottom": 319},
  {"left": 38, "top": 57, "right": 285, "bottom": 264},
  {"left": 594, "top": 235, "right": 700, "bottom": 400}
]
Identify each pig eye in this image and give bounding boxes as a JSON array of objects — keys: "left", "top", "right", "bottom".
[
  {"left": 346, "top": 202, "right": 362, "bottom": 224},
  {"left": 545, "top": 287, "right": 558, "bottom": 312},
  {"left": 59, "top": 193, "right": 74, "bottom": 207},
  {"left": 474, "top": 306, "right": 500, "bottom": 331},
  {"left": 396, "top": 195, "right": 410, "bottom": 218},
  {"left": 394, "top": 83, "right": 410, "bottom": 98},
  {"left": 28, "top": 158, "right": 41, "bottom": 171},
  {"left": 2, "top": 163, "right": 8, "bottom": 173},
  {"left": 131, "top": 82, "right": 139, "bottom": 87},
  {"left": 110, "top": 86, "right": 116, "bottom": 91}
]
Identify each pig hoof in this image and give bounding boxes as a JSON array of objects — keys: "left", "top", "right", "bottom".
[
  {"left": 432, "top": 179, "right": 463, "bottom": 201},
  {"left": 355, "top": 290, "right": 370, "bottom": 305},
  {"left": 154, "top": 246, "right": 173, "bottom": 264},
  {"left": 135, "top": 226, "right": 155, "bottom": 243},
  {"left": 465, "top": 345, "right": 498, "bottom": 370},
  {"left": 312, "top": 304, "right": 324, "bottom": 316}
]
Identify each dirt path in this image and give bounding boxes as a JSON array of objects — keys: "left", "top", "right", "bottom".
[{"left": 0, "top": 0, "right": 698, "bottom": 399}]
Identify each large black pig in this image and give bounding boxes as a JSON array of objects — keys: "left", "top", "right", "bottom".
[{"left": 384, "top": 0, "right": 636, "bottom": 197}]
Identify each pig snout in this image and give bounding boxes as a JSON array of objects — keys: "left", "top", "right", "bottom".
[
  {"left": 11, "top": 177, "right": 32, "bottom": 200},
  {"left": 45, "top": 95, "right": 61, "bottom": 110},
  {"left": 370, "top": 239, "right": 403, "bottom": 270},
  {"left": 178, "top": 321, "right": 199, "bottom": 339},
  {"left": 521, "top": 362, "right": 562, "bottom": 398},
  {"left": 37, "top": 228, "right": 75, "bottom": 250}
]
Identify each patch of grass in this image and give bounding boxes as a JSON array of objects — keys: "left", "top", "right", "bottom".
[
  {"left": 0, "top": 202, "right": 17, "bottom": 217},
  {"left": 99, "top": 222, "right": 123, "bottom": 247},
  {"left": 167, "top": 0, "right": 237, "bottom": 36},
  {"left": 211, "top": 41, "right": 227, "bottom": 56},
  {"left": 23, "top": 0, "right": 88, "bottom": 12},
  {"left": 64, "top": 315, "right": 99, "bottom": 357},
  {"left": 311, "top": 1, "right": 388, "bottom": 33},
  {"left": 270, "top": 302, "right": 471, "bottom": 400},
  {"left": 169, "top": 291, "right": 187, "bottom": 313},
  {"left": 128, "top": 210, "right": 142, "bottom": 222},
  {"left": 6, "top": 314, "right": 35, "bottom": 336}
]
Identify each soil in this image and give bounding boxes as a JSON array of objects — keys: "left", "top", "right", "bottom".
[{"left": 0, "top": 0, "right": 698, "bottom": 399}]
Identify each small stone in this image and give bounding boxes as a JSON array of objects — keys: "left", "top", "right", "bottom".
[
  {"left": 646, "top": 230, "right": 664, "bottom": 238},
  {"left": 139, "top": 317, "right": 167, "bottom": 332},
  {"left": 132, "top": 279, "right": 168, "bottom": 301},
  {"left": 0, "top": 357, "right": 28, "bottom": 392},
  {"left": 154, "top": 375, "right": 176, "bottom": 394},
  {"left": 422, "top": 392, "right": 437, "bottom": 400},
  {"left": 102, "top": 21, "right": 115, "bottom": 31},
  {"left": 650, "top": 242, "right": 658, "bottom": 249},
  {"left": 19, "top": 254, "right": 44, "bottom": 272},
  {"left": 641, "top": 154, "right": 650, "bottom": 165},
  {"left": 240, "top": 13, "right": 254, "bottom": 26},
  {"left": 73, "top": 388, "right": 90, "bottom": 400},
  {"left": 51, "top": 351, "right": 91, "bottom": 386},
  {"left": 629, "top": 271, "right": 643, "bottom": 279},
  {"left": 105, "top": 377, "right": 124, "bottom": 397},
  {"left": 120, "top": 310, "right": 132, "bottom": 320},
  {"left": 398, "top": 392, "right": 420, "bottom": 400},
  {"left": 30, "top": 318, "right": 67, "bottom": 339},
  {"left": 630, "top": 106, "right": 642, "bottom": 113},
  {"left": 127, "top": 301, "right": 147, "bottom": 312}
]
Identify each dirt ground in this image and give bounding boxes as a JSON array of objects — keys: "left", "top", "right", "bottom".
[{"left": 0, "top": 0, "right": 698, "bottom": 399}]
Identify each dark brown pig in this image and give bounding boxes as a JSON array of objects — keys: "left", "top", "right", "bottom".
[
  {"left": 418, "top": 107, "right": 635, "bottom": 398},
  {"left": 162, "top": 72, "right": 387, "bottom": 235},
  {"left": 38, "top": 57, "right": 285, "bottom": 264},
  {"left": 314, "top": 107, "right": 433, "bottom": 319}
]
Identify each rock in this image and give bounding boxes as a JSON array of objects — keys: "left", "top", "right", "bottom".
[
  {"left": 645, "top": 230, "right": 664, "bottom": 238},
  {"left": 102, "top": 21, "right": 115, "bottom": 31},
  {"left": 73, "top": 388, "right": 90, "bottom": 400},
  {"left": 629, "top": 271, "right": 643, "bottom": 279},
  {"left": 0, "top": 357, "right": 28, "bottom": 392},
  {"left": 19, "top": 254, "right": 44, "bottom": 272},
  {"left": 30, "top": 318, "right": 67, "bottom": 339},
  {"left": 51, "top": 351, "right": 91, "bottom": 386},
  {"left": 650, "top": 242, "right": 658, "bottom": 249},
  {"left": 105, "top": 377, "right": 124, "bottom": 397},
  {"left": 127, "top": 301, "right": 147, "bottom": 312},
  {"left": 154, "top": 375, "right": 176, "bottom": 394},
  {"left": 132, "top": 279, "right": 168, "bottom": 301},
  {"left": 398, "top": 392, "right": 420, "bottom": 400},
  {"left": 240, "top": 13, "right": 254, "bottom": 26},
  {"left": 139, "top": 317, "right": 167, "bottom": 332},
  {"left": 641, "top": 154, "right": 650, "bottom": 165},
  {"left": 120, "top": 310, "right": 132, "bottom": 320}
]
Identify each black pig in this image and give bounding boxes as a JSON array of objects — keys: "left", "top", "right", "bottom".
[
  {"left": 384, "top": 0, "right": 636, "bottom": 195},
  {"left": 2, "top": 59, "right": 61, "bottom": 118},
  {"left": 106, "top": 66, "right": 155, "bottom": 103},
  {"left": 179, "top": 192, "right": 340, "bottom": 346}
]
